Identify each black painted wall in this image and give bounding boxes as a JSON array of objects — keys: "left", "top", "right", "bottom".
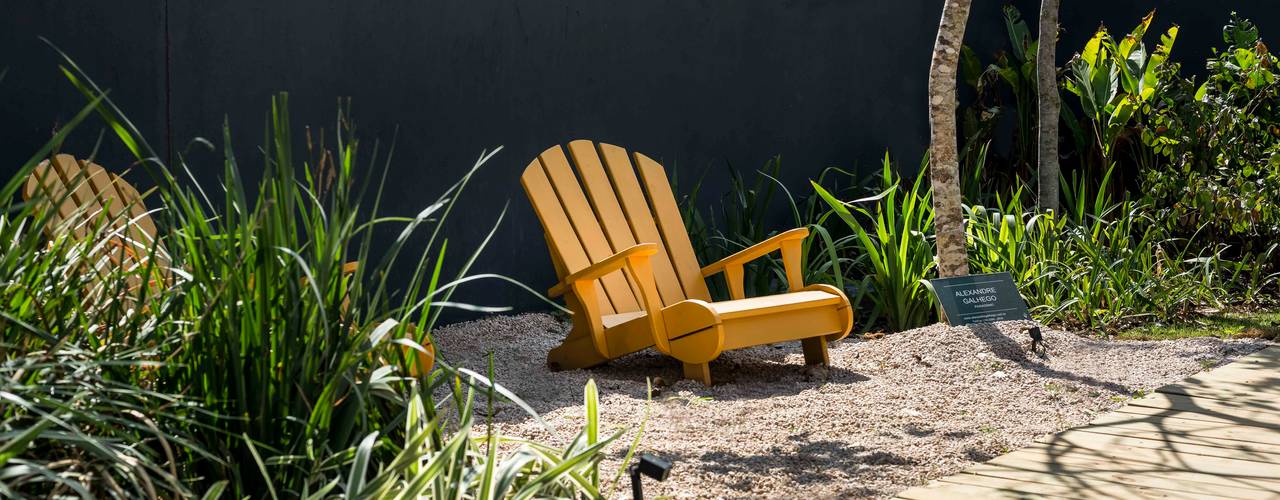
[{"left": 4, "top": 1, "right": 1278, "bottom": 313}]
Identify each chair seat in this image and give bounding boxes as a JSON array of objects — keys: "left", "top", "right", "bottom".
[
  {"left": 601, "top": 288, "right": 846, "bottom": 345},
  {"left": 602, "top": 310, "right": 647, "bottom": 329},
  {"left": 601, "top": 289, "right": 844, "bottom": 328},
  {"left": 706, "top": 290, "right": 845, "bottom": 319}
]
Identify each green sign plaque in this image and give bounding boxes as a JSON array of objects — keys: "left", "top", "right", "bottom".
[{"left": 927, "top": 272, "right": 1030, "bottom": 326}]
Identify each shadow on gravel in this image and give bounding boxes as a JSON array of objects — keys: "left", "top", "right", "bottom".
[
  {"left": 662, "top": 432, "right": 912, "bottom": 494},
  {"left": 591, "top": 343, "right": 871, "bottom": 402},
  {"left": 969, "top": 323, "right": 1133, "bottom": 394}
]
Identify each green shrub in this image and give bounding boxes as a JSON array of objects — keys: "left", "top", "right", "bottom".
[
  {"left": 1143, "top": 13, "right": 1280, "bottom": 245},
  {"left": 968, "top": 167, "right": 1234, "bottom": 329},
  {"left": 964, "top": 188, "right": 1071, "bottom": 322},
  {"left": 350, "top": 376, "right": 641, "bottom": 498},
  {"left": 801, "top": 155, "right": 1249, "bottom": 333},
  {"left": 678, "top": 158, "right": 859, "bottom": 299},
  {"left": 958, "top": 5, "right": 1039, "bottom": 187},
  {"left": 2, "top": 49, "right": 634, "bottom": 497},
  {"left": 0, "top": 98, "right": 206, "bottom": 496},
  {"left": 813, "top": 154, "right": 937, "bottom": 332},
  {"left": 156, "top": 94, "right": 500, "bottom": 494},
  {"left": 1064, "top": 11, "right": 1179, "bottom": 170}
]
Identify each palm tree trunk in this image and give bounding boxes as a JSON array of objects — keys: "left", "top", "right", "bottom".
[
  {"left": 928, "top": 0, "right": 972, "bottom": 277},
  {"left": 1037, "top": 0, "right": 1061, "bottom": 213}
]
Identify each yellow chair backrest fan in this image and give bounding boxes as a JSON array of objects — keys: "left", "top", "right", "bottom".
[
  {"left": 22, "top": 154, "right": 435, "bottom": 375},
  {"left": 23, "top": 154, "right": 168, "bottom": 289}
]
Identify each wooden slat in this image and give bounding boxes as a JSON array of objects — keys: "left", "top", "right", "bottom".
[
  {"left": 83, "top": 164, "right": 128, "bottom": 234},
  {"left": 566, "top": 140, "right": 645, "bottom": 303},
  {"left": 1042, "top": 428, "right": 1280, "bottom": 463},
  {"left": 597, "top": 143, "right": 687, "bottom": 306},
  {"left": 970, "top": 454, "right": 1274, "bottom": 499},
  {"left": 520, "top": 159, "right": 615, "bottom": 314},
  {"left": 1156, "top": 350, "right": 1280, "bottom": 403},
  {"left": 82, "top": 164, "right": 140, "bottom": 268},
  {"left": 997, "top": 445, "right": 1280, "bottom": 489},
  {"left": 896, "top": 479, "right": 1059, "bottom": 499},
  {"left": 51, "top": 155, "right": 103, "bottom": 235},
  {"left": 1129, "top": 391, "right": 1280, "bottom": 423},
  {"left": 1114, "top": 405, "right": 1280, "bottom": 430},
  {"left": 109, "top": 172, "right": 158, "bottom": 237},
  {"left": 26, "top": 160, "right": 73, "bottom": 231},
  {"left": 720, "top": 306, "right": 844, "bottom": 350},
  {"left": 1084, "top": 411, "right": 1280, "bottom": 446},
  {"left": 108, "top": 173, "right": 168, "bottom": 269},
  {"left": 943, "top": 467, "right": 1239, "bottom": 500},
  {"left": 22, "top": 162, "right": 44, "bottom": 201},
  {"left": 27, "top": 158, "right": 88, "bottom": 239},
  {"left": 631, "top": 151, "right": 711, "bottom": 302},
  {"left": 539, "top": 146, "right": 639, "bottom": 313},
  {"left": 1159, "top": 378, "right": 1280, "bottom": 402},
  {"left": 1071, "top": 424, "right": 1280, "bottom": 456},
  {"left": 50, "top": 155, "right": 90, "bottom": 204},
  {"left": 109, "top": 174, "right": 161, "bottom": 253},
  {"left": 708, "top": 290, "right": 844, "bottom": 319},
  {"left": 88, "top": 166, "right": 143, "bottom": 261},
  {"left": 985, "top": 450, "right": 1254, "bottom": 492}
]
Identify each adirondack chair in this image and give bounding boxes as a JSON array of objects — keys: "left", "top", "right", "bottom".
[
  {"left": 23, "top": 154, "right": 168, "bottom": 290},
  {"left": 22, "top": 154, "right": 436, "bottom": 375},
  {"left": 521, "top": 140, "right": 853, "bottom": 384}
]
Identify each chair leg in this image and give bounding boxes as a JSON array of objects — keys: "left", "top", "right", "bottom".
[
  {"left": 682, "top": 362, "right": 712, "bottom": 385},
  {"left": 547, "top": 326, "right": 609, "bottom": 371},
  {"left": 802, "top": 336, "right": 829, "bottom": 366}
]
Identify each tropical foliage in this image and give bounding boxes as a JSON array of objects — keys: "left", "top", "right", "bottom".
[
  {"left": 812, "top": 155, "right": 937, "bottom": 332},
  {"left": 0, "top": 54, "right": 637, "bottom": 496},
  {"left": 1142, "top": 13, "right": 1280, "bottom": 245},
  {"left": 683, "top": 11, "right": 1280, "bottom": 333},
  {"left": 10, "top": 7, "right": 1280, "bottom": 496},
  {"left": 1064, "top": 11, "right": 1179, "bottom": 169}
]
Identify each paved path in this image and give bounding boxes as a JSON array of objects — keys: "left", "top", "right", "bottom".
[{"left": 896, "top": 347, "right": 1280, "bottom": 499}]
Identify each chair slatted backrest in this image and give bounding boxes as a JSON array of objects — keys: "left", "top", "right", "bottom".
[
  {"left": 522, "top": 140, "right": 711, "bottom": 315},
  {"left": 22, "top": 154, "right": 165, "bottom": 270}
]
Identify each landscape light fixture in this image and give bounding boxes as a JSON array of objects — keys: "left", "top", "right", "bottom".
[
  {"left": 629, "top": 453, "right": 673, "bottom": 500},
  {"left": 1024, "top": 325, "right": 1046, "bottom": 358}
]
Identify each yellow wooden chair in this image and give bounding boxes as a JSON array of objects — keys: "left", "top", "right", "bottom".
[
  {"left": 521, "top": 140, "right": 853, "bottom": 384},
  {"left": 24, "top": 154, "right": 169, "bottom": 291},
  {"left": 23, "top": 154, "right": 436, "bottom": 375}
]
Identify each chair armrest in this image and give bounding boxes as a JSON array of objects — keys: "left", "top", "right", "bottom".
[
  {"left": 548, "top": 243, "right": 659, "bottom": 298},
  {"left": 699, "top": 228, "right": 809, "bottom": 299},
  {"left": 548, "top": 243, "right": 671, "bottom": 357},
  {"left": 700, "top": 228, "right": 809, "bottom": 277}
]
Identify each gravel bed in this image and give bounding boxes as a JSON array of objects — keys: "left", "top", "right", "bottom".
[{"left": 431, "top": 313, "right": 1271, "bottom": 498}]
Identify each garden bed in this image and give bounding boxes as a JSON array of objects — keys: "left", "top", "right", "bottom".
[{"left": 433, "top": 313, "right": 1271, "bottom": 498}]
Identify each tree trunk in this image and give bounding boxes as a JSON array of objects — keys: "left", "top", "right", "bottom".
[
  {"left": 1036, "top": 0, "right": 1061, "bottom": 214},
  {"left": 928, "top": 0, "right": 972, "bottom": 277}
]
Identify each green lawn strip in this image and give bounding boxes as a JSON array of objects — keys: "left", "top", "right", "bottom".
[{"left": 1116, "top": 310, "right": 1280, "bottom": 341}]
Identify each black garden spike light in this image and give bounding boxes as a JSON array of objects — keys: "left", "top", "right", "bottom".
[
  {"left": 630, "top": 453, "right": 673, "bottom": 500},
  {"left": 1024, "top": 325, "right": 1046, "bottom": 358}
]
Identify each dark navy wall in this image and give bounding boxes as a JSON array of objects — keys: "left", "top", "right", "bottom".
[
  {"left": 5, "top": 1, "right": 1279, "bottom": 312},
  {"left": 2, "top": 3, "right": 166, "bottom": 176}
]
